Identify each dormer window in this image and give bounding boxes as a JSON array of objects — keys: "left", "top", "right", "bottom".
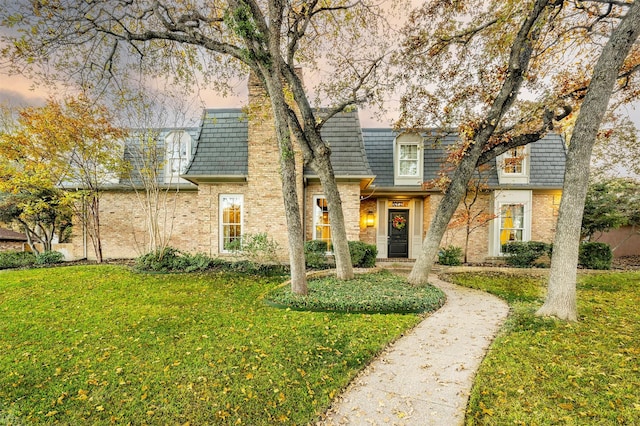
[
  {"left": 165, "top": 130, "right": 192, "bottom": 183},
  {"left": 504, "top": 146, "right": 525, "bottom": 174},
  {"left": 394, "top": 133, "right": 423, "bottom": 186},
  {"left": 497, "top": 145, "right": 530, "bottom": 184}
]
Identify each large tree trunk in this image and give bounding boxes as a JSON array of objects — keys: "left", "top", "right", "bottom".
[
  {"left": 261, "top": 76, "right": 308, "bottom": 294},
  {"left": 408, "top": 0, "right": 552, "bottom": 285},
  {"left": 282, "top": 67, "right": 355, "bottom": 281},
  {"left": 537, "top": 1, "right": 640, "bottom": 321},
  {"left": 408, "top": 142, "right": 485, "bottom": 284},
  {"left": 310, "top": 153, "right": 354, "bottom": 280}
]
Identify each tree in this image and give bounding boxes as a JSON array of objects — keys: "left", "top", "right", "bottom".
[
  {"left": 0, "top": 0, "right": 396, "bottom": 293},
  {"left": 118, "top": 90, "right": 193, "bottom": 256},
  {"left": 424, "top": 157, "right": 496, "bottom": 264},
  {"left": 591, "top": 115, "right": 640, "bottom": 179},
  {"left": 397, "top": 0, "right": 640, "bottom": 285},
  {"left": 537, "top": 1, "right": 640, "bottom": 321},
  {"left": 446, "top": 168, "right": 496, "bottom": 264},
  {"left": 401, "top": 0, "right": 563, "bottom": 285},
  {"left": 582, "top": 177, "right": 640, "bottom": 249},
  {"left": 0, "top": 97, "right": 127, "bottom": 261},
  {"left": 0, "top": 188, "right": 73, "bottom": 254},
  {"left": 581, "top": 179, "right": 627, "bottom": 240}
]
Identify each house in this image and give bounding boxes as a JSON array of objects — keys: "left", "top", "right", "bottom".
[
  {"left": 58, "top": 76, "right": 566, "bottom": 263},
  {"left": 0, "top": 227, "right": 28, "bottom": 252}
]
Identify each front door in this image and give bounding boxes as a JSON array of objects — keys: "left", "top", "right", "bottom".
[{"left": 388, "top": 209, "right": 409, "bottom": 258}]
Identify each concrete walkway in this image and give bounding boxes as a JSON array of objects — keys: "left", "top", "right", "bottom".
[{"left": 318, "top": 274, "right": 510, "bottom": 425}]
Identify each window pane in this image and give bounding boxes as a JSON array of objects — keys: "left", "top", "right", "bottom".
[
  {"left": 399, "top": 144, "right": 419, "bottom": 176},
  {"left": 400, "top": 144, "right": 418, "bottom": 160},
  {"left": 221, "top": 195, "right": 243, "bottom": 251},
  {"left": 399, "top": 160, "right": 418, "bottom": 176},
  {"left": 504, "top": 147, "right": 524, "bottom": 174},
  {"left": 500, "top": 203, "right": 525, "bottom": 248},
  {"left": 313, "top": 197, "right": 332, "bottom": 249}
]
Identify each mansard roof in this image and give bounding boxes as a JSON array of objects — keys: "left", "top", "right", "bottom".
[
  {"left": 183, "top": 108, "right": 374, "bottom": 182},
  {"left": 362, "top": 129, "right": 566, "bottom": 190}
]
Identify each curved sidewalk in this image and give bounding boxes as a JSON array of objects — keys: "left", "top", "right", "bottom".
[{"left": 319, "top": 274, "right": 510, "bottom": 425}]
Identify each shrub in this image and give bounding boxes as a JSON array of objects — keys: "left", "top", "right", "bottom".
[
  {"left": 502, "top": 241, "right": 552, "bottom": 268},
  {"left": 348, "top": 241, "right": 378, "bottom": 268},
  {"left": 304, "top": 240, "right": 331, "bottom": 270},
  {"left": 438, "top": 246, "right": 463, "bottom": 266},
  {"left": 135, "top": 247, "right": 213, "bottom": 273},
  {"left": 579, "top": 242, "right": 612, "bottom": 270},
  {"left": 229, "top": 259, "right": 288, "bottom": 276},
  {"left": 35, "top": 250, "right": 65, "bottom": 265},
  {"left": 229, "top": 233, "right": 280, "bottom": 264},
  {"left": 0, "top": 251, "right": 37, "bottom": 269}
]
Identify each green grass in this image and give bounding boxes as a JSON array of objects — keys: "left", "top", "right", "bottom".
[
  {"left": 442, "top": 271, "right": 640, "bottom": 425},
  {"left": 0, "top": 265, "right": 422, "bottom": 425},
  {"left": 265, "top": 269, "right": 446, "bottom": 313}
]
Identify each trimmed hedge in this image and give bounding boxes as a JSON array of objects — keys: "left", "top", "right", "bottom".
[
  {"left": 134, "top": 247, "right": 287, "bottom": 276},
  {"left": 305, "top": 240, "right": 379, "bottom": 269},
  {"left": 502, "top": 241, "right": 552, "bottom": 268},
  {"left": 348, "top": 241, "right": 378, "bottom": 268},
  {"left": 35, "top": 250, "right": 65, "bottom": 265},
  {"left": 304, "top": 240, "right": 331, "bottom": 270},
  {"left": 0, "top": 251, "right": 37, "bottom": 269},
  {"left": 579, "top": 242, "right": 612, "bottom": 270}
]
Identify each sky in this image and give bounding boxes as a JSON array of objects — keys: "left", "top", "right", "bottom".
[{"left": 0, "top": 0, "right": 638, "bottom": 132}]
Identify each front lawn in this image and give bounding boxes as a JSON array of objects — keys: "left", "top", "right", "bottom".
[
  {"left": 0, "top": 265, "right": 422, "bottom": 425},
  {"left": 443, "top": 271, "right": 640, "bottom": 425}
]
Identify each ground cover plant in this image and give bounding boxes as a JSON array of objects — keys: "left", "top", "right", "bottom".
[
  {"left": 0, "top": 265, "right": 422, "bottom": 425},
  {"left": 265, "top": 269, "right": 446, "bottom": 313},
  {"left": 442, "top": 271, "right": 640, "bottom": 425}
]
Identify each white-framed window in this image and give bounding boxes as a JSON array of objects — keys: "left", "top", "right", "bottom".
[
  {"left": 399, "top": 144, "right": 419, "bottom": 176},
  {"left": 497, "top": 145, "right": 530, "bottom": 184},
  {"left": 499, "top": 203, "right": 525, "bottom": 249},
  {"left": 394, "top": 133, "right": 423, "bottom": 186},
  {"left": 312, "top": 196, "right": 332, "bottom": 251},
  {"left": 491, "top": 190, "right": 532, "bottom": 256},
  {"left": 220, "top": 194, "right": 243, "bottom": 253},
  {"left": 165, "top": 130, "right": 192, "bottom": 183}
]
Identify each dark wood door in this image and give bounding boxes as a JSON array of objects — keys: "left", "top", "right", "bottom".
[{"left": 388, "top": 210, "right": 409, "bottom": 258}]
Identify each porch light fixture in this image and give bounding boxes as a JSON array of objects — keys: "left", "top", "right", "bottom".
[{"left": 366, "top": 210, "right": 375, "bottom": 227}]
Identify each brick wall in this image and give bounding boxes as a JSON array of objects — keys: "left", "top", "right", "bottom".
[
  {"left": 245, "top": 74, "right": 305, "bottom": 261},
  {"left": 305, "top": 182, "right": 362, "bottom": 244},
  {"left": 531, "top": 190, "right": 561, "bottom": 242},
  {"left": 69, "top": 190, "right": 200, "bottom": 260},
  {"left": 359, "top": 198, "right": 377, "bottom": 245},
  {"left": 0, "top": 241, "right": 25, "bottom": 252}
]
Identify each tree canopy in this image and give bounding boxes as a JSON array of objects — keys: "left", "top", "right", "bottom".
[
  {"left": 0, "top": 96, "right": 127, "bottom": 259},
  {"left": 0, "top": 0, "right": 402, "bottom": 292},
  {"left": 397, "top": 0, "right": 640, "bottom": 285}
]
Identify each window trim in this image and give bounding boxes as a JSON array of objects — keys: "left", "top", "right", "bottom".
[
  {"left": 491, "top": 190, "right": 532, "bottom": 256},
  {"left": 394, "top": 133, "right": 423, "bottom": 186},
  {"left": 312, "top": 195, "right": 332, "bottom": 251},
  {"left": 164, "top": 130, "right": 192, "bottom": 183},
  {"left": 219, "top": 194, "right": 243, "bottom": 253},
  {"left": 496, "top": 145, "right": 530, "bottom": 184}
]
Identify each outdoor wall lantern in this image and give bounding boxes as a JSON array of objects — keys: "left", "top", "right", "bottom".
[{"left": 366, "top": 210, "right": 375, "bottom": 227}]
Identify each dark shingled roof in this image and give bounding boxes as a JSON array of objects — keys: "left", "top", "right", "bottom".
[
  {"left": 362, "top": 129, "right": 566, "bottom": 189},
  {"left": 182, "top": 108, "right": 373, "bottom": 180},
  {"left": 0, "top": 227, "right": 28, "bottom": 241},
  {"left": 304, "top": 109, "right": 373, "bottom": 178},
  {"left": 184, "top": 109, "right": 249, "bottom": 178}
]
